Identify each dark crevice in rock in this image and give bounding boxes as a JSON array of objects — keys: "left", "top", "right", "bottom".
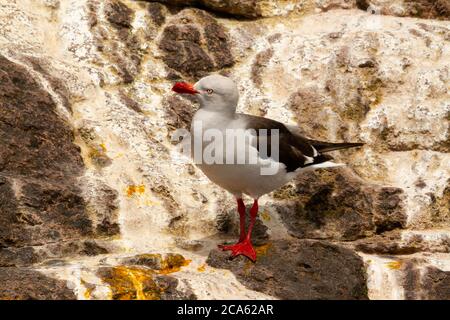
[
  {"left": 146, "top": 1, "right": 262, "bottom": 20},
  {"left": 356, "top": 0, "right": 370, "bottom": 11}
]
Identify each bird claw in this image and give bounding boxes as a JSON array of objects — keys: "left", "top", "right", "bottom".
[{"left": 218, "top": 239, "right": 256, "bottom": 262}]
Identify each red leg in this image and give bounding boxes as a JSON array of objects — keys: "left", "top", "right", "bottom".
[
  {"left": 218, "top": 198, "right": 246, "bottom": 250},
  {"left": 246, "top": 199, "right": 258, "bottom": 240},
  {"left": 237, "top": 198, "right": 246, "bottom": 242},
  {"left": 219, "top": 199, "right": 258, "bottom": 262}
]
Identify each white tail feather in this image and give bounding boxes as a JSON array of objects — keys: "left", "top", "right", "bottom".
[{"left": 310, "top": 161, "right": 346, "bottom": 169}]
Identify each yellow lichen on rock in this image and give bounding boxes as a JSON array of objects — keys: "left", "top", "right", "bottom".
[
  {"left": 158, "top": 254, "right": 192, "bottom": 275},
  {"left": 197, "top": 264, "right": 206, "bottom": 272},
  {"left": 255, "top": 243, "right": 272, "bottom": 257},
  {"left": 386, "top": 261, "right": 403, "bottom": 270},
  {"left": 100, "top": 266, "right": 162, "bottom": 300},
  {"left": 260, "top": 211, "right": 271, "bottom": 222},
  {"left": 126, "top": 184, "right": 146, "bottom": 197}
]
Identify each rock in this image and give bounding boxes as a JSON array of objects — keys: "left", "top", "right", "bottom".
[
  {"left": 207, "top": 239, "right": 368, "bottom": 299},
  {"left": 88, "top": 0, "right": 144, "bottom": 85},
  {"left": 149, "top": 0, "right": 277, "bottom": 18},
  {"left": 363, "top": 0, "right": 450, "bottom": 20},
  {"left": 163, "top": 95, "right": 196, "bottom": 132},
  {"left": 174, "top": 237, "right": 204, "bottom": 251},
  {"left": 147, "top": 2, "right": 167, "bottom": 26},
  {"left": 0, "top": 0, "right": 449, "bottom": 300},
  {"left": 0, "top": 246, "right": 39, "bottom": 267},
  {"left": 97, "top": 263, "right": 196, "bottom": 300},
  {"left": 104, "top": 0, "right": 133, "bottom": 29},
  {"left": 151, "top": 0, "right": 361, "bottom": 18},
  {"left": 0, "top": 55, "right": 83, "bottom": 181},
  {"left": 273, "top": 169, "right": 406, "bottom": 240},
  {"left": 0, "top": 268, "right": 76, "bottom": 300},
  {"left": 158, "top": 8, "right": 234, "bottom": 78},
  {"left": 355, "top": 230, "right": 450, "bottom": 255},
  {"left": 216, "top": 207, "right": 269, "bottom": 246},
  {"left": 0, "top": 55, "right": 95, "bottom": 264},
  {"left": 402, "top": 261, "right": 450, "bottom": 299}
]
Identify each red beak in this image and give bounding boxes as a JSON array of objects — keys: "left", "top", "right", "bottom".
[{"left": 172, "top": 82, "right": 199, "bottom": 94}]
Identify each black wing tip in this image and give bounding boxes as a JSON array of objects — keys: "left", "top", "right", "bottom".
[
  {"left": 312, "top": 141, "right": 365, "bottom": 153},
  {"left": 349, "top": 142, "right": 365, "bottom": 147}
]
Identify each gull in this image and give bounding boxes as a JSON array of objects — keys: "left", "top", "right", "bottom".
[{"left": 172, "top": 74, "right": 363, "bottom": 261}]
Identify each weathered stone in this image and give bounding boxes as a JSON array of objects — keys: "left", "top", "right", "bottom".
[
  {"left": 98, "top": 263, "right": 196, "bottom": 300},
  {"left": 216, "top": 207, "right": 269, "bottom": 246},
  {"left": 355, "top": 231, "right": 450, "bottom": 254},
  {"left": 0, "top": 246, "right": 39, "bottom": 267},
  {"left": 273, "top": 169, "right": 406, "bottom": 241},
  {"left": 251, "top": 48, "right": 274, "bottom": 88},
  {"left": 104, "top": 0, "right": 133, "bottom": 29},
  {"left": 366, "top": 0, "right": 450, "bottom": 20},
  {"left": 121, "top": 253, "right": 191, "bottom": 273},
  {"left": 0, "top": 55, "right": 83, "bottom": 181},
  {"left": 0, "top": 0, "right": 449, "bottom": 300},
  {"left": 0, "top": 268, "right": 76, "bottom": 300},
  {"left": 147, "top": 2, "right": 167, "bottom": 26},
  {"left": 158, "top": 8, "right": 234, "bottom": 78},
  {"left": 150, "top": 0, "right": 262, "bottom": 18},
  {"left": 403, "top": 261, "right": 450, "bottom": 300},
  {"left": 150, "top": 0, "right": 360, "bottom": 18},
  {"left": 0, "top": 55, "right": 95, "bottom": 263},
  {"left": 88, "top": 0, "right": 143, "bottom": 84},
  {"left": 163, "top": 95, "right": 196, "bottom": 132},
  {"left": 207, "top": 239, "right": 368, "bottom": 299}
]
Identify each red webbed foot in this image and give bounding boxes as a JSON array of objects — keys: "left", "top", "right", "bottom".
[{"left": 218, "top": 238, "right": 256, "bottom": 262}]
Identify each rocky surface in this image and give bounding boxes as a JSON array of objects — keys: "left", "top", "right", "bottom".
[
  {"left": 0, "top": 268, "right": 76, "bottom": 300},
  {"left": 207, "top": 240, "right": 368, "bottom": 299},
  {"left": 0, "top": 0, "right": 448, "bottom": 299},
  {"left": 274, "top": 169, "right": 406, "bottom": 240},
  {"left": 360, "top": 0, "right": 450, "bottom": 20}
]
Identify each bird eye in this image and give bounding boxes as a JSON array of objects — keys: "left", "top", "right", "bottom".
[{"left": 206, "top": 89, "right": 214, "bottom": 94}]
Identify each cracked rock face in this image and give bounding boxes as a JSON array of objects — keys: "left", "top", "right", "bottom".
[
  {"left": 273, "top": 169, "right": 406, "bottom": 240},
  {"left": 207, "top": 240, "right": 368, "bottom": 300},
  {"left": 0, "top": 0, "right": 449, "bottom": 299},
  {"left": 158, "top": 8, "right": 234, "bottom": 78}
]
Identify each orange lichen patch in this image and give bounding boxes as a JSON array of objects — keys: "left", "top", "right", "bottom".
[
  {"left": 99, "top": 143, "right": 107, "bottom": 152},
  {"left": 386, "top": 261, "right": 403, "bottom": 270},
  {"left": 260, "top": 211, "right": 271, "bottom": 222},
  {"left": 126, "top": 184, "right": 145, "bottom": 197},
  {"left": 158, "top": 254, "right": 191, "bottom": 275},
  {"left": 83, "top": 286, "right": 94, "bottom": 300},
  {"left": 100, "top": 266, "right": 163, "bottom": 300},
  {"left": 255, "top": 243, "right": 272, "bottom": 257},
  {"left": 241, "top": 244, "right": 273, "bottom": 274},
  {"left": 197, "top": 264, "right": 206, "bottom": 272},
  {"left": 81, "top": 279, "right": 94, "bottom": 300}
]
